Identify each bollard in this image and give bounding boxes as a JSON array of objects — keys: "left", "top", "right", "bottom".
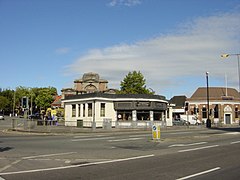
[{"left": 152, "top": 125, "right": 161, "bottom": 140}]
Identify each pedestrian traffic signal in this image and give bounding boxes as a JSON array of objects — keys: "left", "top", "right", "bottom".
[
  {"left": 22, "top": 97, "right": 28, "bottom": 109},
  {"left": 185, "top": 102, "right": 189, "bottom": 111}
]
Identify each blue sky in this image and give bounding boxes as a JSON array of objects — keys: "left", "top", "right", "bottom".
[{"left": 0, "top": 0, "right": 240, "bottom": 99}]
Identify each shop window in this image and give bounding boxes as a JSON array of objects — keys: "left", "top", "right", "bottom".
[
  {"left": 153, "top": 111, "right": 162, "bottom": 121},
  {"left": 117, "top": 111, "right": 132, "bottom": 121},
  {"left": 88, "top": 103, "right": 92, "bottom": 117},
  {"left": 100, "top": 103, "right": 105, "bottom": 117},
  {"left": 137, "top": 111, "right": 150, "bottom": 121},
  {"left": 72, "top": 104, "right": 76, "bottom": 117}
]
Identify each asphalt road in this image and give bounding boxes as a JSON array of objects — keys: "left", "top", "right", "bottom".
[{"left": 1, "top": 120, "right": 240, "bottom": 179}]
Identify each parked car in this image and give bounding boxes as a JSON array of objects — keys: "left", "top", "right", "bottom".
[
  {"left": 0, "top": 115, "right": 4, "bottom": 120},
  {"left": 172, "top": 118, "right": 189, "bottom": 126}
]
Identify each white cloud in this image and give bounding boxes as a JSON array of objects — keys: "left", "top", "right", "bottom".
[
  {"left": 55, "top": 47, "right": 71, "bottom": 54},
  {"left": 108, "top": 0, "right": 141, "bottom": 7},
  {"left": 65, "top": 12, "right": 240, "bottom": 97}
]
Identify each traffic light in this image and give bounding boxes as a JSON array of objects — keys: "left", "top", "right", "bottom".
[
  {"left": 185, "top": 102, "right": 189, "bottom": 111},
  {"left": 22, "top": 96, "right": 29, "bottom": 109}
]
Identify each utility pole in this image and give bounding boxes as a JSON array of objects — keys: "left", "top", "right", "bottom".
[
  {"left": 13, "top": 90, "right": 15, "bottom": 116},
  {"left": 206, "top": 72, "right": 211, "bottom": 128}
]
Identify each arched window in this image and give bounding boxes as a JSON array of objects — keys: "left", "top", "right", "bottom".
[{"left": 85, "top": 85, "right": 97, "bottom": 93}]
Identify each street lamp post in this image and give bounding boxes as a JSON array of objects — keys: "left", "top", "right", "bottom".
[
  {"left": 221, "top": 53, "right": 240, "bottom": 93},
  {"left": 206, "top": 72, "right": 211, "bottom": 128},
  {"left": 221, "top": 53, "right": 240, "bottom": 125}
]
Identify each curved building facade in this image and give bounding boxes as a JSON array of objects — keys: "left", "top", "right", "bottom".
[{"left": 62, "top": 93, "right": 170, "bottom": 128}]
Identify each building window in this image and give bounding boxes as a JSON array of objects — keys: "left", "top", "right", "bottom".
[
  {"left": 78, "top": 104, "right": 81, "bottom": 117},
  {"left": 72, "top": 104, "right": 76, "bottom": 117},
  {"left": 117, "top": 111, "right": 132, "bottom": 121},
  {"left": 214, "top": 104, "right": 219, "bottom": 118},
  {"left": 193, "top": 107, "right": 199, "bottom": 115},
  {"left": 137, "top": 111, "right": 150, "bottom": 121},
  {"left": 100, "top": 103, "right": 105, "bottom": 117},
  {"left": 88, "top": 103, "right": 92, "bottom": 117},
  {"left": 235, "top": 107, "right": 239, "bottom": 118},
  {"left": 153, "top": 111, "right": 162, "bottom": 121},
  {"left": 202, "top": 107, "right": 207, "bottom": 118},
  {"left": 83, "top": 104, "right": 85, "bottom": 117}
]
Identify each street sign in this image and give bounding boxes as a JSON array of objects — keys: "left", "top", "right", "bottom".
[{"left": 152, "top": 125, "right": 160, "bottom": 140}]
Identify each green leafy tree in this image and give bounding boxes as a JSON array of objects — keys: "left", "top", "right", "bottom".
[
  {"left": 0, "top": 89, "right": 14, "bottom": 113},
  {"left": 0, "top": 96, "right": 10, "bottom": 112},
  {"left": 118, "top": 71, "right": 154, "bottom": 94},
  {"left": 35, "top": 87, "right": 57, "bottom": 111},
  {"left": 0, "top": 86, "right": 58, "bottom": 114}
]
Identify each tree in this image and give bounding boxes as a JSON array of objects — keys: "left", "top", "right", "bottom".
[
  {"left": 118, "top": 71, "right": 154, "bottom": 94},
  {"left": 35, "top": 87, "right": 57, "bottom": 111},
  {"left": 0, "top": 96, "right": 10, "bottom": 112},
  {"left": 0, "top": 89, "right": 14, "bottom": 113}
]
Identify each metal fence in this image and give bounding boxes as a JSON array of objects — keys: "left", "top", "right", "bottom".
[{"left": 12, "top": 118, "right": 60, "bottom": 131}]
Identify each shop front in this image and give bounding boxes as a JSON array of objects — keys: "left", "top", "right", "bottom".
[{"left": 114, "top": 99, "right": 168, "bottom": 128}]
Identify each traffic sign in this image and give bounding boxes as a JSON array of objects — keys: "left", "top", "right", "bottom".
[{"left": 152, "top": 125, "right": 160, "bottom": 140}]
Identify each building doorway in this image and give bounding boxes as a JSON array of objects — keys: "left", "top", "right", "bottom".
[{"left": 225, "top": 114, "right": 231, "bottom": 124}]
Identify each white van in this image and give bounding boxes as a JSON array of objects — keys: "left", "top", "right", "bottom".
[{"left": 180, "top": 115, "right": 201, "bottom": 125}]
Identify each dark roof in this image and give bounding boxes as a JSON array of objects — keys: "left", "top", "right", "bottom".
[
  {"left": 169, "top": 96, "right": 187, "bottom": 108},
  {"left": 63, "top": 92, "right": 166, "bottom": 101},
  {"left": 189, "top": 87, "right": 239, "bottom": 100}
]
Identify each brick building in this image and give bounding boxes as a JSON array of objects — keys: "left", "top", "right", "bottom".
[{"left": 187, "top": 87, "right": 240, "bottom": 124}]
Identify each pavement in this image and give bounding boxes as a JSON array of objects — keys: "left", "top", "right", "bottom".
[{"left": 1, "top": 116, "right": 239, "bottom": 135}]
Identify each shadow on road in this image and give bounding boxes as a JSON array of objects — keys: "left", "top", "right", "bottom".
[
  {"left": 211, "top": 127, "right": 240, "bottom": 132},
  {"left": 0, "top": 147, "right": 13, "bottom": 152}
]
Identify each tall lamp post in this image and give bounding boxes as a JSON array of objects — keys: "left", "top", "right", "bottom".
[
  {"left": 221, "top": 53, "right": 240, "bottom": 93},
  {"left": 206, "top": 72, "right": 211, "bottom": 128},
  {"left": 221, "top": 53, "right": 240, "bottom": 125}
]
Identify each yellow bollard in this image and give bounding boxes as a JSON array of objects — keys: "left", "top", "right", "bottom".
[{"left": 152, "top": 125, "right": 160, "bottom": 140}]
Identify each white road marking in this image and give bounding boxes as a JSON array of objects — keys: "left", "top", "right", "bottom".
[
  {"left": 0, "top": 176, "right": 5, "bottom": 180},
  {"left": 224, "top": 132, "right": 240, "bottom": 135},
  {"left": 178, "top": 145, "right": 219, "bottom": 153},
  {"left": 71, "top": 137, "right": 115, "bottom": 141},
  {"left": 0, "top": 152, "right": 77, "bottom": 173},
  {"left": 0, "top": 160, "right": 21, "bottom": 173},
  {"left": 108, "top": 138, "right": 143, "bottom": 142},
  {"left": 22, "top": 152, "right": 77, "bottom": 159},
  {"left": 73, "top": 134, "right": 106, "bottom": 138},
  {"left": 168, "top": 142, "right": 207, "bottom": 147},
  {"left": 230, "top": 140, "right": 240, "bottom": 144},
  {"left": 0, "top": 154, "right": 155, "bottom": 176},
  {"left": 176, "top": 167, "right": 221, "bottom": 180},
  {"left": 27, "top": 159, "right": 53, "bottom": 161}
]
